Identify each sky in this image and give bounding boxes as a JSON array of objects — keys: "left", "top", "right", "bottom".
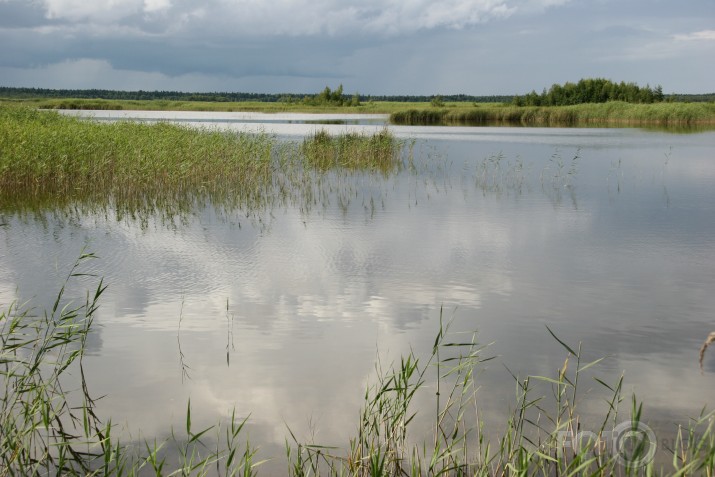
[{"left": 0, "top": 0, "right": 713, "bottom": 95}]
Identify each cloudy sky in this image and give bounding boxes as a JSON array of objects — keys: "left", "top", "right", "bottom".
[{"left": 0, "top": 0, "right": 713, "bottom": 95}]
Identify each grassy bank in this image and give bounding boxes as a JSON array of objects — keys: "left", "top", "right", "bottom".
[
  {"left": 0, "top": 106, "right": 404, "bottom": 214},
  {"left": 2, "top": 257, "right": 714, "bottom": 475},
  {"left": 390, "top": 101, "right": 715, "bottom": 126},
  {"left": 1, "top": 97, "right": 430, "bottom": 114}
]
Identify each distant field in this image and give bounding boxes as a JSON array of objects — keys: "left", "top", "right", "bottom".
[{"left": 0, "top": 97, "right": 430, "bottom": 114}]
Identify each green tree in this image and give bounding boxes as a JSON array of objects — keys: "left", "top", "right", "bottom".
[
  {"left": 331, "top": 84, "right": 344, "bottom": 105},
  {"left": 350, "top": 92, "right": 361, "bottom": 107}
]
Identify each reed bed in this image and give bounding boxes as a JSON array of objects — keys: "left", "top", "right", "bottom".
[
  {"left": 0, "top": 106, "right": 406, "bottom": 217},
  {"left": 390, "top": 102, "right": 715, "bottom": 127},
  {"left": 2, "top": 258, "right": 714, "bottom": 476},
  {"left": 0, "top": 106, "right": 274, "bottom": 202}
]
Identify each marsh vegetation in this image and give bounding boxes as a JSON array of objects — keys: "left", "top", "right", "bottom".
[{"left": 390, "top": 101, "right": 715, "bottom": 127}]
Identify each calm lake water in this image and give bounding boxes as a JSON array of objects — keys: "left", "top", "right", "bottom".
[{"left": 2, "top": 111, "right": 715, "bottom": 472}]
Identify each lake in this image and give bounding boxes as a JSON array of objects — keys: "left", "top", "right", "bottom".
[{"left": 2, "top": 111, "right": 714, "bottom": 473}]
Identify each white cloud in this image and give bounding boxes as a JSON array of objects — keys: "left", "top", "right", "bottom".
[
  {"left": 42, "top": 0, "right": 143, "bottom": 22},
  {"left": 144, "top": 0, "right": 171, "bottom": 13},
  {"left": 358, "top": 0, "right": 516, "bottom": 35},
  {"left": 674, "top": 30, "right": 715, "bottom": 41},
  {"left": 35, "top": 0, "right": 562, "bottom": 36}
]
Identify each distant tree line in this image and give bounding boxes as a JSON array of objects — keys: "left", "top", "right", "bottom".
[
  {"left": 512, "top": 78, "right": 670, "bottom": 106},
  {"left": 1, "top": 84, "right": 712, "bottom": 104},
  {"left": 0, "top": 87, "right": 291, "bottom": 102},
  {"left": 0, "top": 86, "right": 513, "bottom": 104},
  {"left": 667, "top": 93, "right": 715, "bottom": 103}
]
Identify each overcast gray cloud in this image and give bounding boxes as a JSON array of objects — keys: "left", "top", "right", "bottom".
[{"left": 0, "top": 0, "right": 713, "bottom": 94}]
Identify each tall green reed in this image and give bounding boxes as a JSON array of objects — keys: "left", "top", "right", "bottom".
[
  {"left": 301, "top": 129, "right": 405, "bottom": 175},
  {"left": 390, "top": 102, "right": 715, "bottom": 127},
  {"left": 285, "top": 315, "right": 715, "bottom": 476}
]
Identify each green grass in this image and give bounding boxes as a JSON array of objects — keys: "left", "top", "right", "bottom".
[
  {"left": 390, "top": 101, "right": 715, "bottom": 127},
  {"left": 2, "top": 257, "right": 714, "bottom": 476}
]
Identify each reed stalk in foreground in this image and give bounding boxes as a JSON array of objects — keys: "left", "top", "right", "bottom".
[
  {"left": 0, "top": 253, "right": 262, "bottom": 476},
  {"left": 286, "top": 317, "right": 715, "bottom": 477}
]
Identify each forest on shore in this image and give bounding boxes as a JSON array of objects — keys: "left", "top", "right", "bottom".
[{"left": 2, "top": 79, "right": 713, "bottom": 105}]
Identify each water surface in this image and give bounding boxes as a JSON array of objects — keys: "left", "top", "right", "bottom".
[{"left": 2, "top": 112, "right": 715, "bottom": 472}]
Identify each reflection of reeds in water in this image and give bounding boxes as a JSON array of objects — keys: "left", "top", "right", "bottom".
[{"left": 701, "top": 331, "right": 715, "bottom": 372}]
